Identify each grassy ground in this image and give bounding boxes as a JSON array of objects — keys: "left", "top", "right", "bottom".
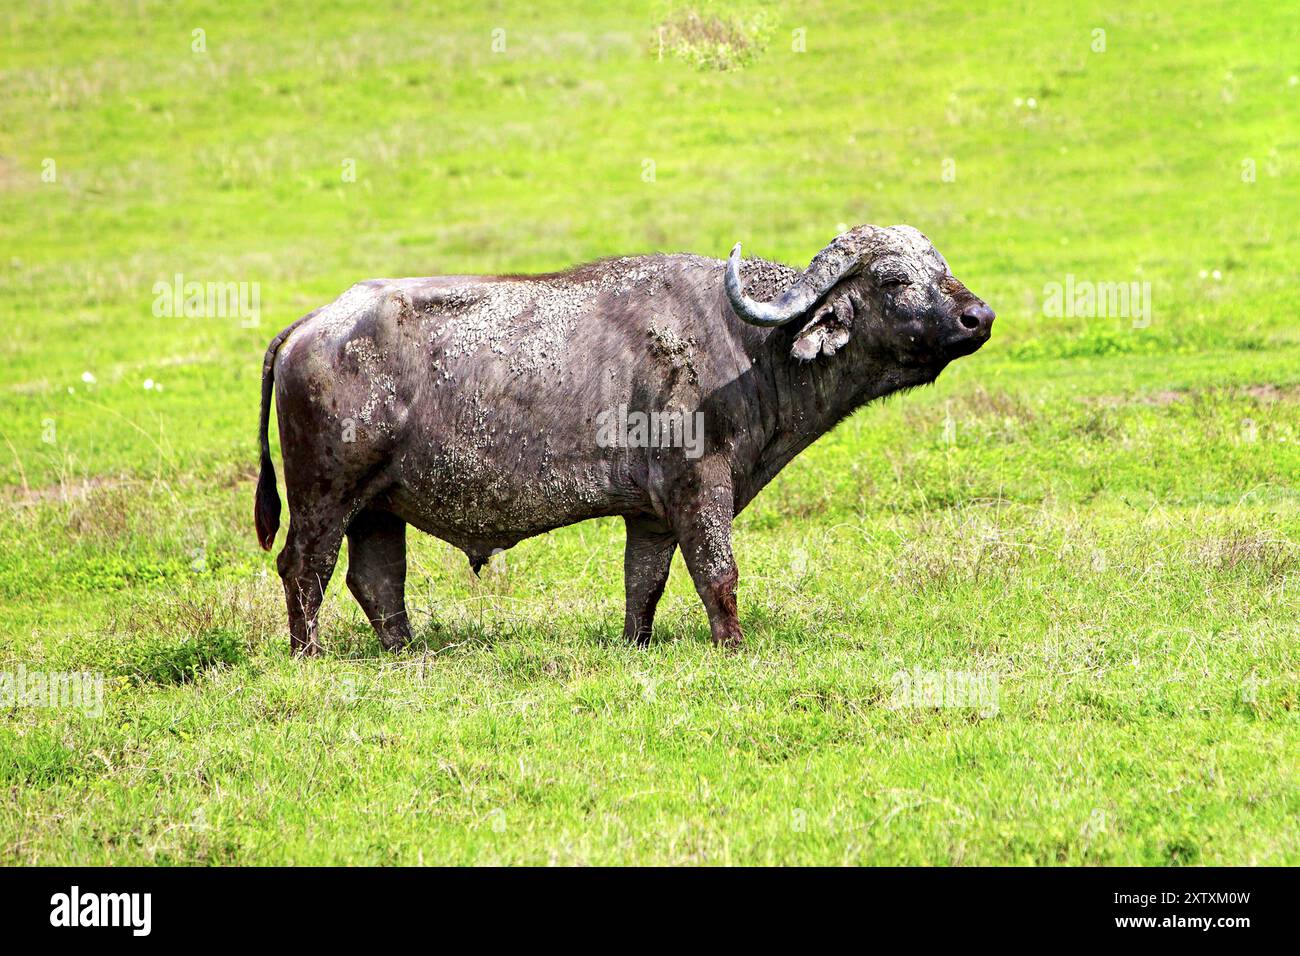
[{"left": 0, "top": 0, "right": 1297, "bottom": 864}]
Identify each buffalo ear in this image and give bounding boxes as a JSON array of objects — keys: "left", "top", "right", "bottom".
[{"left": 791, "top": 292, "right": 857, "bottom": 361}]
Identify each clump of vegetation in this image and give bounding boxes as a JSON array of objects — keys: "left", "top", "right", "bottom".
[
  {"left": 91, "top": 580, "right": 281, "bottom": 684},
  {"left": 119, "top": 627, "right": 247, "bottom": 686},
  {"left": 654, "top": 8, "right": 773, "bottom": 71},
  {"left": 0, "top": 726, "right": 88, "bottom": 785}
]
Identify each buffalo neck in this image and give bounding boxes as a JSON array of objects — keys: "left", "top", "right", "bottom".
[{"left": 735, "top": 321, "right": 940, "bottom": 506}]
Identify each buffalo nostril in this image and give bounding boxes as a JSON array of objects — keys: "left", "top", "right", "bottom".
[{"left": 960, "top": 302, "right": 994, "bottom": 332}]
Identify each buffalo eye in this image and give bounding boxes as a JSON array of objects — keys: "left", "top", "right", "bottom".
[{"left": 878, "top": 275, "right": 910, "bottom": 290}]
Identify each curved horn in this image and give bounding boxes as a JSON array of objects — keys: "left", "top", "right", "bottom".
[{"left": 725, "top": 230, "right": 869, "bottom": 327}]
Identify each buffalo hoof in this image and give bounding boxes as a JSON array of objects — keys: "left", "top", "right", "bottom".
[
  {"left": 379, "top": 629, "right": 412, "bottom": 652},
  {"left": 711, "top": 627, "right": 744, "bottom": 651}
]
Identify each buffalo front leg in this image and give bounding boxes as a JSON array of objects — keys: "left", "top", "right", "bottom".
[
  {"left": 672, "top": 473, "right": 743, "bottom": 649},
  {"left": 623, "top": 517, "right": 676, "bottom": 646},
  {"left": 345, "top": 509, "right": 413, "bottom": 651}
]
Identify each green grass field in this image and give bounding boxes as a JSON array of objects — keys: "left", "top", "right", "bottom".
[{"left": 1, "top": 0, "right": 1297, "bottom": 864}]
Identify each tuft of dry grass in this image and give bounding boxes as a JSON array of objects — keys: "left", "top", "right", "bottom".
[
  {"left": 108, "top": 576, "right": 283, "bottom": 647},
  {"left": 1195, "top": 531, "right": 1298, "bottom": 579},
  {"left": 653, "top": 8, "right": 771, "bottom": 71}
]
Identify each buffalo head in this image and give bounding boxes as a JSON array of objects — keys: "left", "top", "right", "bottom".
[{"left": 725, "top": 224, "right": 994, "bottom": 366}]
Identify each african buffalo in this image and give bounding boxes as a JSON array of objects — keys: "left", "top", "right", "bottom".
[{"left": 255, "top": 225, "right": 994, "bottom": 655}]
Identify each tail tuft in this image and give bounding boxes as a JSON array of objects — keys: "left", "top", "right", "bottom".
[{"left": 254, "top": 456, "right": 281, "bottom": 550}]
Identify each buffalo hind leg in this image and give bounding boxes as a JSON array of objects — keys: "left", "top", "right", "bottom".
[
  {"left": 623, "top": 517, "right": 676, "bottom": 646},
  {"left": 672, "top": 470, "right": 743, "bottom": 649},
  {"left": 277, "top": 515, "right": 347, "bottom": 657},
  {"left": 346, "top": 509, "right": 412, "bottom": 651}
]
